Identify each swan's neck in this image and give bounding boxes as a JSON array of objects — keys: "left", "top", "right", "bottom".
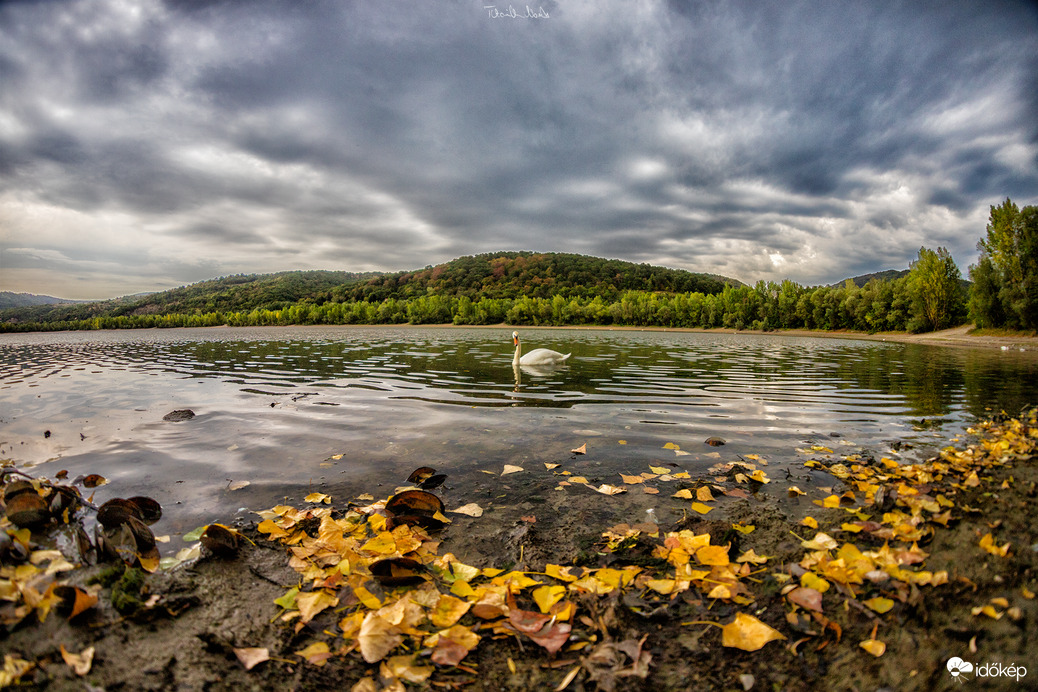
[{"left": 512, "top": 340, "right": 521, "bottom": 365}]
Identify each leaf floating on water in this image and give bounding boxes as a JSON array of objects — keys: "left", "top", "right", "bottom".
[
  {"left": 450, "top": 503, "right": 483, "bottom": 518},
  {"left": 502, "top": 465, "right": 524, "bottom": 476},
  {"left": 593, "top": 484, "right": 627, "bottom": 496},
  {"left": 233, "top": 647, "right": 270, "bottom": 671},
  {"left": 721, "top": 613, "right": 785, "bottom": 651},
  {"left": 571, "top": 443, "right": 587, "bottom": 455}
]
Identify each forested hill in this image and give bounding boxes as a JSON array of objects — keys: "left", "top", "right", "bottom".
[
  {"left": 0, "top": 270, "right": 379, "bottom": 325},
  {"left": 324, "top": 252, "right": 737, "bottom": 303},
  {"left": 0, "top": 254, "right": 738, "bottom": 327}
]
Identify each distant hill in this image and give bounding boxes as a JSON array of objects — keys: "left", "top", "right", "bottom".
[
  {"left": 325, "top": 251, "right": 739, "bottom": 303},
  {"left": 0, "top": 292, "right": 88, "bottom": 309},
  {"left": 833, "top": 269, "right": 910, "bottom": 288},
  {"left": 0, "top": 254, "right": 742, "bottom": 328},
  {"left": 0, "top": 270, "right": 380, "bottom": 324}
]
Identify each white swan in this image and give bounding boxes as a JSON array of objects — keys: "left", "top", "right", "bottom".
[{"left": 512, "top": 331, "right": 571, "bottom": 366}]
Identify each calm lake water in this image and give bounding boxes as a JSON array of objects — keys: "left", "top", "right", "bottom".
[{"left": 2, "top": 326, "right": 1037, "bottom": 541}]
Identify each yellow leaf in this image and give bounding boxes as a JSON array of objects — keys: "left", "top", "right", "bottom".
[
  {"left": 296, "top": 590, "right": 338, "bottom": 624},
  {"left": 450, "top": 580, "right": 475, "bottom": 598},
  {"left": 731, "top": 523, "right": 755, "bottom": 535},
  {"left": 971, "top": 605, "right": 1003, "bottom": 620},
  {"left": 429, "top": 594, "right": 471, "bottom": 629},
  {"left": 544, "top": 463, "right": 560, "bottom": 470},
  {"left": 841, "top": 523, "right": 864, "bottom": 533},
  {"left": 304, "top": 492, "right": 331, "bottom": 504},
  {"left": 382, "top": 654, "right": 434, "bottom": 684},
  {"left": 690, "top": 502, "right": 713, "bottom": 515},
  {"left": 749, "top": 470, "right": 769, "bottom": 483},
  {"left": 800, "top": 572, "right": 830, "bottom": 593},
  {"left": 801, "top": 532, "right": 838, "bottom": 550},
  {"left": 672, "top": 489, "right": 694, "bottom": 499},
  {"left": 721, "top": 613, "right": 785, "bottom": 651},
  {"left": 295, "top": 641, "right": 333, "bottom": 667},
  {"left": 569, "top": 476, "right": 590, "bottom": 485},
  {"left": 696, "top": 486, "right": 715, "bottom": 502},
  {"left": 800, "top": 516, "right": 819, "bottom": 529},
  {"left": 672, "top": 471, "right": 691, "bottom": 479},
  {"left": 358, "top": 612, "right": 404, "bottom": 663},
  {"left": 663, "top": 442, "right": 681, "bottom": 450},
  {"left": 360, "top": 532, "right": 398, "bottom": 555},
  {"left": 650, "top": 465, "right": 670, "bottom": 474},
  {"left": 594, "top": 484, "right": 627, "bottom": 496},
  {"left": 620, "top": 474, "right": 645, "bottom": 484},
  {"left": 532, "top": 585, "right": 566, "bottom": 613},
  {"left": 696, "top": 545, "right": 730, "bottom": 566},
  {"left": 545, "top": 564, "right": 579, "bottom": 582},
  {"left": 859, "top": 639, "right": 886, "bottom": 657},
  {"left": 863, "top": 597, "right": 894, "bottom": 614},
  {"left": 979, "top": 533, "right": 1010, "bottom": 557},
  {"left": 815, "top": 495, "right": 840, "bottom": 509},
  {"left": 1022, "top": 587, "right": 1036, "bottom": 600},
  {"left": 618, "top": 440, "right": 627, "bottom": 445},
  {"left": 571, "top": 443, "right": 587, "bottom": 454},
  {"left": 353, "top": 586, "right": 382, "bottom": 610},
  {"left": 502, "top": 465, "right": 524, "bottom": 475},
  {"left": 736, "top": 549, "right": 768, "bottom": 564}
]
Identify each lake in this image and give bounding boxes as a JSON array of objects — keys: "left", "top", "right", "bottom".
[{"left": 2, "top": 326, "right": 1037, "bottom": 543}]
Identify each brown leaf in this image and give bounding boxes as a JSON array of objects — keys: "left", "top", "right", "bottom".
[
  {"left": 571, "top": 443, "right": 587, "bottom": 455},
  {"left": 786, "top": 587, "right": 824, "bottom": 612}
]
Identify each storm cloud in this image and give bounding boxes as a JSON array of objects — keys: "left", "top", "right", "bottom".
[{"left": 1, "top": 0, "right": 1035, "bottom": 299}]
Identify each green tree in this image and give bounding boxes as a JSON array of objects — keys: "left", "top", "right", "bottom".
[{"left": 907, "top": 246, "right": 966, "bottom": 332}]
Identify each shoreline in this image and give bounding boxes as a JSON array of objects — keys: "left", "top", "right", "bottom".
[{"left": 4, "top": 321, "right": 1038, "bottom": 351}]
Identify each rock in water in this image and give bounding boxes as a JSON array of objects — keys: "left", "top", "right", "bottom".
[
  {"left": 163, "top": 409, "right": 196, "bottom": 422},
  {"left": 704, "top": 436, "right": 726, "bottom": 447}
]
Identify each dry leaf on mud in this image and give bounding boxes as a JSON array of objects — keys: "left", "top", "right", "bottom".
[
  {"left": 979, "top": 533, "right": 1010, "bottom": 557},
  {"left": 721, "top": 613, "right": 786, "bottom": 651},
  {"left": 859, "top": 639, "right": 886, "bottom": 657},
  {"left": 502, "top": 465, "right": 524, "bottom": 475},
  {"left": 801, "top": 532, "right": 838, "bottom": 550},
  {"left": 60, "top": 645, "right": 93, "bottom": 676},
  {"left": 227, "top": 480, "right": 250, "bottom": 491},
  {"left": 593, "top": 484, "right": 627, "bottom": 496},
  {"left": 233, "top": 647, "right": 270, "bottom": 671},
  {"left": 296, "top": 641, "right": 333, "bottom": 666},
  {"left": 358, "top": 612, "right": 404, "bottom": 663},
  {"left": 690, "top": 502, "right": 713, "bottom": 515},
  {"left": 571, "top": 443, "right": 587, "bottom": 455},
  {"left": 786, "top": 586, "right": 824, "bottom": 612},
  {"left": 450, "top": 503, "right": 483, "bottom": 517}
]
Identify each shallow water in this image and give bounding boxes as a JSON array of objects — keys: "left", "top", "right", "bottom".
[{"left": 2, "top": 326, "right": 1037, "bottom": 541}]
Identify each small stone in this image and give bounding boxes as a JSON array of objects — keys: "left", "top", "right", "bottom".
[
  {"left": 704, "top": 437, "right": 726, "bottom": 447},
  {"left": 163, "top": 409, "right": 196, "bottom": 422}
]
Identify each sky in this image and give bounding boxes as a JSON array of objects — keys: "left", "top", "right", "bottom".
[{"left": 1, "top": 0, "right": 1036, "bottom": 300}]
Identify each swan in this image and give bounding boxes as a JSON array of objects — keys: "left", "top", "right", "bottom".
[{"left": 512, "top": 331, "right": 570, "bottom": 366}]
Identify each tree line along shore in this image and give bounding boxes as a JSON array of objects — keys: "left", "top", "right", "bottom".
[{"left": 2, "top": 198, "right": 1035, "bottom": 336}]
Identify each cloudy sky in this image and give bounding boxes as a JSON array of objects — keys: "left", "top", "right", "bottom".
[{"left": 1, "top": 0, "right": 1036, "bottom": 300}]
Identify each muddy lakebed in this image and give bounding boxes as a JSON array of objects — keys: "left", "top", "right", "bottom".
[{"left": 2, "top": 326, "right": 1038, "bottom": 690}]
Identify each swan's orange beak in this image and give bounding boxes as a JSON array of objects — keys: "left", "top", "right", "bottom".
[{"left": 513, "top": 335, "right": 519, "bottom": 346}]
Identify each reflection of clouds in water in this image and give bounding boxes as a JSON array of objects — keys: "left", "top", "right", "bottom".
[{"left": 2, "top": 326, "right": 1037, "bottom": 532}]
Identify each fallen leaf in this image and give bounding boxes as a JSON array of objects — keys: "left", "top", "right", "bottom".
[
  {"left": 859, "top": 639, "right": 886, "bottom": 657},
  {"left": 663, "top": 442, "right": 681, "bottom": 450},
  {"left": 571, "top": 444, "right": 587, "bottom": 455},
  {"left": 801, "top": 532, "right": 838, "bottom": 550},
  {"left": 60, "top": 645, "right": 94, "bottom": 676},
  {"left": 358, "top": 612, "right": 404, "bottom": 663},
  {"left": 620, "top": 474, "right": 645, "bottom": 484},
  {"left": 502, "top": 465, "right": 524, "bottom": 475},
  {"left": 234, "top": 647, "right": 270, "bottom": 671},
  {"left": 801, "top": 516, "right": 819, "bottom": 529},
  {"left": 731, "top": 523, "right": 755, "bottom": 534},
  {"left": 863, "top": 597, "right": 895, "bottom": 614},
  {"left": 450, "top": 503, "right": 484, "bottom": 518},
  {"left": 304, "top": 492, "right": 331, "bottom": 504},
  {"left": 295, "top": 641, "right": 333, "bottom": 666},
  {"left": 786, "top": 587, "right": 823, "bottom": 612},
  {"left": 545, "top": 463, "right": 560, "bottom": 470},
  {"left": 593, "top": 484, "right": 627, "bottom": 496},
  {"left": 672, "top": 489, "right": 694, "bottom": 499},
  {"left": 696, "top": 487, "right": 715, "bottom": 502},
  {"left": 721, "top": 613, "right": 785, "bottom": 651},
  {"left": 532, "top": 585, "right": 567, "bottom": 613},
  {"left": 227, "top": 480, "right": 250, "bottom": 491},
  {"left": 690, "top": 502, "right": 713, "bottom": 515}
]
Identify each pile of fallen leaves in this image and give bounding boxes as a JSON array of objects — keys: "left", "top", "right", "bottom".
[{"left": 2, "top": 408, "right": 1036, "bottom": 689}]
